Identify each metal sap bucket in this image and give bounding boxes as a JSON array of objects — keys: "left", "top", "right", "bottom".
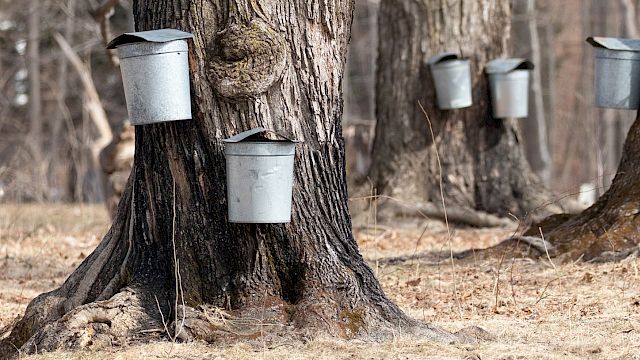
[
  {"left": 587, "top": 37, "right": 640, "bottom": 110},
  {"left": 428, "top": 52, "right": 472, "bottom": 109},
  {"left": 486, "top": 58, "right": 534, "bottom": 118},
  {"left": 224, "top": 128, "right": 297, "bottom": 224},
  {"left": 107, "top": 29, "right": 194, "bottom": 125}
]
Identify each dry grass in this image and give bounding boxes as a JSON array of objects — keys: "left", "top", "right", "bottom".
[{"left": 1, "top": 204, "right": 639, "bottom": 359}]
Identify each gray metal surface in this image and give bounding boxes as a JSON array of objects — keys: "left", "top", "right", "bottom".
[
  {"left": 590, "top": 44, "right": 640, "bottom": 109},
  {"left": 117, "top": 39, "right": 192, "bottom": 125},
  {"left": 486, "top": 58, "right": 534, "bottom": 74},
  {"left": 225, "top": 129, "right": 297, "bottom": 223},
  {"left": 429, "top": 54, "right": 472, "bottom": 109},
  {"left": 489, "top": 70, "right": 530, "bottom": 118},
  {"left": 117, "top": 40, "right": 187, "bottom": 59},
  {"left": 107, "top": 29, "right": 193, "bottom": 49}
]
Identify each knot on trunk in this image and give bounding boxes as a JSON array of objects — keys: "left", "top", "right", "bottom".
[{"left": 208, "top": 20, "right": 287, "bottom": 99}]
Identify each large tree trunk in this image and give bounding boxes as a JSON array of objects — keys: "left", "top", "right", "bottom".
[
  {"left": 370, "top": 0, "right": 561, "bottom": 223},
  {"left": 0, "top": 0, "right": 456, "bottom": 356}
]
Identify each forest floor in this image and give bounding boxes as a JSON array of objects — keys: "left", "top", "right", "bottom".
[{"left": 0, "top": 203, "right": 639, "bottom": 359}]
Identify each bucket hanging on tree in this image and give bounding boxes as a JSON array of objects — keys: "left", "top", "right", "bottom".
[
  {"left": 107, "top": 29, "right": 194, "bottom": 125},
  {"left": 224, "top": 128, "right": 298, "bottom": 224},
  {"left": 427, "top": 52, "right": 473, "bottom": 110},
  {"left": 486, "top": 58, "right": 534, "bottom": 119},
  {"left": 587, "top": 36, "right": 640, "bottom": 110}
]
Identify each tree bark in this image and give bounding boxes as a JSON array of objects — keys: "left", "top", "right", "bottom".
[
  {"left": 370, "top": 0, "right": 559, "bottom": 222},
  {"left": 1, "top": 0, "right": 457, "bottom": 356}
]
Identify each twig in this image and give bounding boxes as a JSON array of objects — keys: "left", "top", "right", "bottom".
[
  {"left": 539, "top": 227, "right": 556, "bottom": 270},
  {"left": 172, "top": 179, "right": 186, "bottom": 340},
  {"left": 418, "top": 100, "right": 463, "bottom": 319}
]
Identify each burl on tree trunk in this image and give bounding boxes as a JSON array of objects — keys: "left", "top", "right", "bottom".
[
  {"left": 370, "top": 0, "right": 572, "bottom": 225},
  {"left": 1, "top": 0, "right": 461, "bottom": 356}
]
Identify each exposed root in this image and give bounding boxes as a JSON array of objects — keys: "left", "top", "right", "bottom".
[
  {"left": 379, "top": 235, "right": 555, "bottom": 266},
  {"left": 378, "top": 199, "right": 515, "bottom": 228},
  {"left": 20, "top": 289, "right": 160, "bottom": 353},
  {"left": 586, "top": 247, "right": 640, "bottom": 263}
]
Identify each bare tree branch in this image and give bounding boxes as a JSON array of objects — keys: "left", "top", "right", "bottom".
[
  {"left": 90, "top": 0, "right": 122, "bottom": 66},
  {"left": 53, "top": 32, "right": 113, "bottom": 162}
]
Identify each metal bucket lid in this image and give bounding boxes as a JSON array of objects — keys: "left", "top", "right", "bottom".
[
  {"left": 224, "top": 127, "right": 298, "bottom": 156},
  {"left": 107, "top": 29, "right": 193, "bottom": 49},
  {"left": 486, "top": 58, "right": 534, "bottom": 74},
  {"left": 427, "top": 52, "right": 467, "bottom": 65},
  {"left": 116, "top": 40, "right": 188, "bottom": 59},
  {"left": 587, "top": 36, "right": 640, "bottom": 52}
]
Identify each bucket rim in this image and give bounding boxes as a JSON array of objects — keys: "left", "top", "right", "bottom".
[
  {"left": 224, "top": 127, "right": 300, "bottom": 143},
  {"left": 430, "top": 58, "right": 470, "bottom": 69},
  {"left": 117, "top": 40, "right": 189, "bottom": 59}
]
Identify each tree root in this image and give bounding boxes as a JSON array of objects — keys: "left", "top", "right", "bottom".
[
  {"left": 379, "top": 200, "right": 515, "bottom": 228},
  {"left": 379, "top": 236, "right": 555, "bottom": 266},
  {"left": 20, "top": 288, "right": 160, "bottom": 354}
]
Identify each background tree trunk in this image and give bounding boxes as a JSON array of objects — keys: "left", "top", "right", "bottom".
[
  {"left": 27, "top": 0, "right": 45, "bottom": 200},
  {"left": 1, "top": 0, "right": 456, "bottom": 356},
  {"left": 513, "top": 0, "right": 552, "bottom": 186},
  {"left": 370, "top": 0, "right": 561, "bottom": 221}
]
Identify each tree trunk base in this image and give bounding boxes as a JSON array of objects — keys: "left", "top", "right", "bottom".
[{"left": 2, "top": 286, "right": 472, "bottom": 357}]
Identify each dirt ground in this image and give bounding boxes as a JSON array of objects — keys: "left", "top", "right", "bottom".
[{"left": 0, "top": 204, "right": 639, "bottom": 359}]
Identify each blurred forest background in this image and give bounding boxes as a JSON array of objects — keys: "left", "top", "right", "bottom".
[{"left": 0, "top": 0, "right": 638, "bottom": 207}]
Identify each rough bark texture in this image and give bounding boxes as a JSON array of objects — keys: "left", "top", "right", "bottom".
[
  {"left": 1, "top": 0, "right": 457, "bottom": 356},
  {"left": 370, "top": 0, "right": 560, "bottom": 222}
]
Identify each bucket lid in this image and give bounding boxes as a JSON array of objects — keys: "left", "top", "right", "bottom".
[
  {"left": 107, "top": 29, "right": 194, "bottom": 49},
  {"left": 224, "top": 127, "right": 299, "bottom": 143},
  {"left": 427, "top": 52, "right": 466, "bottom": 65},
  {"left": 485, "top": 58, "right": 534, "bottom": 74},
  {"left": 586, "top": 36, "right": 640, "bottom": 52}
]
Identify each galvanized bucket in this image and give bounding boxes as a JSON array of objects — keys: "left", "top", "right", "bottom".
[
  {"left": 107, "top": 29, "right": 194, "bottom": 125},
  {"left": 587, "top": 37, "right": 640, "bottom": 110},
  {"left": 428, "top": 52, "right": 472, "bottom": 110},
  {"left": 224, "top": 128, "right": 297, "bottom": 224},
  {"left": 486, "top": 58, "right": 534, "bottom": 118}
]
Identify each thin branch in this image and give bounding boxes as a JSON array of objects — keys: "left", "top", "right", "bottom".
[
  {"left": 418, "top": 100, "right": 463, "bottom": 320},
  {"left": 90, "top": 0, "right": 122, "bottom": 66}
]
